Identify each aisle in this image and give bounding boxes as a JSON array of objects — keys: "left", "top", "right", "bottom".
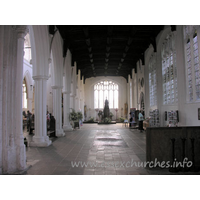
[{"left": 25, "top": 124, "right": 149, "bottom": 175}]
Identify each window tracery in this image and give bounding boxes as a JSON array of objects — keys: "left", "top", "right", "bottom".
[{"left": 94, "top": 80, "right": 118, "bottom": 109}]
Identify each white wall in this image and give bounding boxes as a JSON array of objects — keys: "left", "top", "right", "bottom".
[
  {"left": 143, "top": 25, "right": 200, "bottom": 126},
  {"left": 84, "top": 76, "right": 127, "bottom": 120}
]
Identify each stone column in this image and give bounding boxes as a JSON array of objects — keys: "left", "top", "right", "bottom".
[
  {"left": 63, "top": 91, "right": 73, "bottom": 131},
  {"left": 15, "top": 26, "right": 28, "bottom": 170},
  {"left": 30, "top": 76, "right": 52, "bottom": 147},
  {"left": 52, "top": 86, "right": 65, "bottom": 137},
  {"left": 63, "top": 52, "right": 73, "bottom": 131},
  {"left": 70, "top": 94, "right": 75, "bottom": 110},
  {"left": 78, "top": 98, "right": 81, "bottom": 111},
  {"left": 80, "top": 98, "right": 82, "bottom": 112},
  {"left": 75, "top": 96, "right": 79, "bottom": 111}
]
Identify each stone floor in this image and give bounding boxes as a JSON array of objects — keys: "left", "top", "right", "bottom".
[{"left": 23, "top": 123, "right": 200, "bottom": 175}]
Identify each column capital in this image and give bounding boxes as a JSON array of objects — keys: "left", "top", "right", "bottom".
[
  {"left": 16, "top": 25, "right": 28, "bottom": 39},
  {"left": 51, "top": 85, "right": 63, "bottom": 89},
  {"left": 32, "top": 75, "right": 49, "bottom": 81}
]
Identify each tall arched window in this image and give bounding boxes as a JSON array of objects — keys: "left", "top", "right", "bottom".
[
  {"left": 184, "top": 26, "right": 200, "bottom": 102},
  {"left": 94, "top": 81, "right": 118, "bottom": 109},
  {"left": 162, "top": 33, "right": 178, "bottom": 105}
]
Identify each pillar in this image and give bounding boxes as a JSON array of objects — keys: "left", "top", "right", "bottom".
[
  {"left": 63, "top": 91, "right": 73, "bottom": 131},
  {"left": 52, "top": 86, "right": 65, "bottom": 136},
  {"left": 80, "top": 98, "right": 83, "bottom": 113},
  {"left": 70, "top": 94, "right": 75, "bottom": 110},
  {"left": 15, "top": 26, "right": 28, "bottom": 171},
  {"left": 30, "top": 76, "right": 52, "bottom": 147},
  {"left": 75, "top": 96, "right": 79, "bottom": 111},
  {"left": 63, "top": 50, "right": 73, "bottom": 131}
]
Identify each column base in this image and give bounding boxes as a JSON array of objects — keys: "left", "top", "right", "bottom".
[
  {"left": 56, "top": 129, "right": 65, "bottom": 137},
  {"left": 29, "top": 136, "right": 52, "bottom": 147},
  {"left": 6, "top": 146, "right": 17, "bottom": 174},
  {"left": 2, "top": 164, "right": 31, "bottom": 175},
  {"left": 16, "top": 144, "right": 26, "bottom": 171},
  {"left": 3, "top": 144, "right": 27, "bottom": 174},
  {"left": 63, "top": 124, "right": 73, "bottom": 131}
]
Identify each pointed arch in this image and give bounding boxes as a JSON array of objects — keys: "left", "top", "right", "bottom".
[
  {"left": 29, "top": 25, "right": 50, "bottom": 78},
  {"left": 51, "top": 30, "right": 64, "bottom": 87}
]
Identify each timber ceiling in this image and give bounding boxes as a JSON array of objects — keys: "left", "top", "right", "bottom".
[{"left": 50, "top": 25, "right": 170, "bottom": 82}]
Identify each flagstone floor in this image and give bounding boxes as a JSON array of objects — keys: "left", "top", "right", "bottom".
[{"left": 24, "top": 123, "right": 200, "bottom": 175}]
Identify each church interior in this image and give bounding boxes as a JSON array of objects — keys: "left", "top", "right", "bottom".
[
  {"left": 2, "top": 0, "right": 200, "bottom": 195},
  {"left": 1, "top": 24, "right": 200, "bottom": 179}
]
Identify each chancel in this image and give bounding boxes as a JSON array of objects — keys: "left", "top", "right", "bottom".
[{"left": 1, "top": 25, "right": 200, "bottom": 175}]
